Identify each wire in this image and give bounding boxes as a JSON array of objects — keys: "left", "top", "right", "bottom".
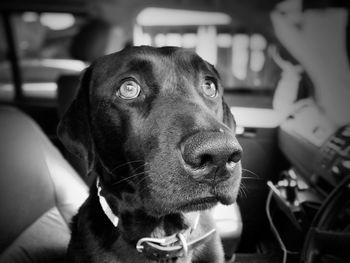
[{"left": 265, "top": 189, "right": 299, "bottom": 263}]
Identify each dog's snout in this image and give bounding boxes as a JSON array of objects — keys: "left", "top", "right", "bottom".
[{"left": 181, "top": 131, "right": 242, "bottom": 183}]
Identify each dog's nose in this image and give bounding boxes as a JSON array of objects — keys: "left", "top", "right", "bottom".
[{"left": 181, "top": 131, "right": 242, "bottom": 183}]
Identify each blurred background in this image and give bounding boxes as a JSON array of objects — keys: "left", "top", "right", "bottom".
[{"left": 1, "top": 0, "right": 350, "bottom": 262}]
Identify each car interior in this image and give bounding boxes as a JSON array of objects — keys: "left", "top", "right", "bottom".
[{"left": 0, "top": 0, "right": 349, "bottom": 262}]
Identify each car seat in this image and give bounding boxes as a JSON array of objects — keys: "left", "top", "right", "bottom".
[{"left": 0, "top": 106, "right": 88, "bottom": 263}]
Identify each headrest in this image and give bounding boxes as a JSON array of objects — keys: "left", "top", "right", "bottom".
[{"left": 70, "top": 19, "right": 112, "bottom": 62}]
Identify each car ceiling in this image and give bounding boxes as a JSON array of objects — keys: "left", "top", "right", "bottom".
[
  {"left": 0, "top": 0, "right": 282, "bottom": 38},
  {"left": 0, "top": 0, "right": 280, "bottom": 12}
]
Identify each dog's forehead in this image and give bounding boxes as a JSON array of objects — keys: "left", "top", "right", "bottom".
[
  {"left": 123, "top": 46, "right": 208, "bottom": 67},
  {"left": 96, "top": 46, "right": 218, "bottom": 82}
]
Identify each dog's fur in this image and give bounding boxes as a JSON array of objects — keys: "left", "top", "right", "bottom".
[{"left": 58, "top": 46, "right": 242, "bottom": 263}]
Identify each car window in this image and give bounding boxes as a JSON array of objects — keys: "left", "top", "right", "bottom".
[
  {"left": 1, "top": 8, "right": 281, "bottom": 107},
  {"left": 0, "top": 12, "right": 87, "bottom": 102},
  {"left": 133, "top": 8, "right": 280, "bottom": 91},
  {"left": 0, "top": 17, "right": 14, "bottom": 102},
  {"left": 12, "top": 12, "right": 85, "bottom": 60}
]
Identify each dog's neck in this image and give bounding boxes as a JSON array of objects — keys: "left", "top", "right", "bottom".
[
  {"left": 90, "top": 168, "right": 217, "bottom": 261},
  {"left": 94, "top": 173, "right": 200, "bottom": 243}
]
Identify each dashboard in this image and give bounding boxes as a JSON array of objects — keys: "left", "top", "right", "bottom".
[
  {"left": 277, "top": 102, "right": 349, "bottom": 196},
  {"left": 313, "top": 124, "right": 350, "bottom": 194}
]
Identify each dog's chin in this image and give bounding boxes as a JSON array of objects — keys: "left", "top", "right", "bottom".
[
  {"left": 145, "top": 192, "right": 237, "bottom": 216},
  {"left": 211, "top": 184, "right": 239, "bottom": 205},
  {"left": 175, "top": 194, "right": 237, "bottom": 213},
  {"left": 176, "top": 187, "right": 239, "bottom": 212},
  {"left": 214, "top": 192, "right": 237, "bottom": 205},
  {"left": 176, "top": 197, "right": 218, "bottom": 213}
]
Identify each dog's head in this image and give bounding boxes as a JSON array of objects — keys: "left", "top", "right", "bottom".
[{"left": 58, "top": 46, "right": 242, "bottom": 216}]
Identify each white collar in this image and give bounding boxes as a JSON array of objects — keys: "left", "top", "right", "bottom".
[
  {"left": 96, "top": 177, "right": 119, "bottom": 227},
  {"left": 96, "top": 178, "right": 200, "bottom": 230},
  {"left": 96, "top": 177, "right": 212, "bottom": 258}
]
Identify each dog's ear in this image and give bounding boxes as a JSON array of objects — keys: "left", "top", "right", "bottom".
[
  {"left": 222, "top": 99, "right": 236, "bottom": 130},
  {"left": 57, "top": 67, "right": 95, "bottom": 174}
]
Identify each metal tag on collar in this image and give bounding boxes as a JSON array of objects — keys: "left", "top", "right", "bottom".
[
  {"left": 136, "top": 229, "right": 216, "bottom": 260},
  {"left": 136, "top": 233, "right": 179, "bottom": 253},
  {"left": 136, "top": 234, "right": 186, "bottom": 260},
  {"left": 177, "top": 232, "right": 188, "bottom": 256},
  {"left": 136, "top": 212, "right": 199, "bottom": 253}
]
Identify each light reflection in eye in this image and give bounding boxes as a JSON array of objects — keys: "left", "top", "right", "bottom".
[
  {"left": 202, "top": 80, "right": 217, "bottom": 98},
  {"left": 117, "top": 81, "right": 141, "bottom": 100}
]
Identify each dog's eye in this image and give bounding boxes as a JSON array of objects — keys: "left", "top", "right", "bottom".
[
  {"left": 201, "top": 80, "right": 217, "bottom": 98},
  {"left": 117, "top": 81, "right": 141, "bottom": 100}
]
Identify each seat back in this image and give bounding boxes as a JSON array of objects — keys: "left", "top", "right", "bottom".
[
  {"left": 0, "top": 106, "right": 88, "bottom": 259},
  {"left": 0, "top": 107, "right": 55, "bottom": 251}
]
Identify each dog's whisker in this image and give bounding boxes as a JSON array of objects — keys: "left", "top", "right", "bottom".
[
  {"left": 132, "top": 162, "right": 149, "bottom": 174},
  {"left": 129, "top": 164, "right": 149, "bottom": 182},
  {"left": 132, "top": 170, "right": 149, "bottom": 178},
  {"left": 239, "top": 181, "right": 248, "bottom": 196},
  {"left": 130, "top": 177, "right": 148, "bottom": 190},
  {"left": 111, "top": 164, "right": 150, "bottom": 189},
  {"left": 112, "top": 174, "right": 144, "bottom": 186},
  {"left": 112, "top": 169, "right": 149, "bottom": 186},
  {"left": 135, "top": 175, "right": 154, "bottom": 194},
  {"left": 111, "top": 160, "right": 145, "bottom": 173},
  {"left": 241, "top": 168, "right": 260, "bottom": 178},
  {"left": 135, "top": 172, "right": 151, "bottom": 186},
  {"left": 240, "top": 176, "right": 264, "bottom": 180},
  {"left": 238, "top": 183, "right": 248, "bottom": 199}
]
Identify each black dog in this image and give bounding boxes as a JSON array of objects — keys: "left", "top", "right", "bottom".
[{"left": 58, "top": 46, "right": 242, "bottom": 263}]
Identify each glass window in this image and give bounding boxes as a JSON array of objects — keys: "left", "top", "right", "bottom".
[
  {"left": 134, "top": 8, "right": 279, "bottom": 91},
  {"left": 0, "top": 12, "right": 87, "bottom": 102},
  {"left": 0, "top": 16, "right": 14, "bottom": 102}
]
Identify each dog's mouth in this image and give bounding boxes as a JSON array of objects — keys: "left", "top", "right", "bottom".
[
  {"left": 175, "top": 179, "right": 240, "bottom": 212},
  {"left": 176, "top": 196, "right": 218, "bottom": 212}
]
